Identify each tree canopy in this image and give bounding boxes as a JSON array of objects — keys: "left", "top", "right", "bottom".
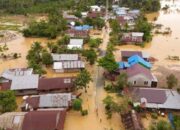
[
  {"left": 166, "top": 74, "right": 178, "bottom": 89},
  {"left": 72, "top": 98, "right": 82, "bottom": 111},
  {"left": 0, "top": 90, "right": 17, "bottom": 113},
  {"left": 74, "top": 69, "right": 92, "bottom": 92},
  {"left": 149, "top": 120, "right": 172, "bottom": 130}
]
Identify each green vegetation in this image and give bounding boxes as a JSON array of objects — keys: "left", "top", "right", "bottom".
[
  {"left": 103, "top": 95, "right": 121, "bottom": 119},
  {"left": 23, "top": 9, "right": 67, "bottom": 39},
  {"left": 149, "top": 120, "right": 172, "bottom": 130},
  {"left": 98, "top": 52, "right": 118, "bottom": 73},
  {"left": 88, "top": 38, "right": 102, "bottom": 48},
  {"left": 135, "top": 16, "right": 153, "bottom": 42},
  {"left": 174, "top": 115, "right": 180, "bottom": 130},
  {"left": 116, "top": 73, "right": 128, "bottom": 91},
  {"left": 72, "top": 98, "right": 82, "bottom": 111},
  {"left": 83, "top": 17, "right": 105, "bottom": 29},
  {"left": 26, "top": 42, "right": 52, "bottom": 75},
  {"left": 120, "top": 0, "right": 160, "bottom": 12},
  {"left": 0, "top": 90, "right": 17, "bottom": 113},
  {"left": 0, "top": 24, "right": 21, "bottom": 31},
  {"left": 82, "top": 49, "right": 97, "bottom": 65},
  {"left": 151, "top": 112, "right": 158, "bottom": 119},
  {"left": 81, "top": 109, "right": 88, "bottom": 116},
  {"left": 74, "top": 69, "right": 92, "bottom": 92},
  {"left": 166, "top": 74, "right": 178, "bottom": 89}
]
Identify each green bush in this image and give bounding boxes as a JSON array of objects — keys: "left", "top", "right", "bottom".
[
  {"left": 151, "top": 112, "right": 158, "bottom": 119},
  {"left": 81, "top": 109, "right": 88, "bottom": 116}
]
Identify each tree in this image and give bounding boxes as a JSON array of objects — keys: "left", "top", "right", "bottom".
[
  {"left": 88, "top": 38, "right": 102, "bottom": 48},
  {"left": 109, "top": 19, "right": 121, "bottom": 34},
  {"left": 166, "top": 74, "right": 178, "bottom": 89},
  {"left": 116, "top": 73, "right": 128, "bottom": 91},
  {"left": 149, "top": 120, "right": 172, "bottom": 130},
  {"left": 82, "top": 49, "right": 97, "bottom": 65},
  {"left": 0, "top": 90, "right": 17, "bottom": 113},
  {"left": 98, "top": 52, "right": 118, "bottom": 72},
  {"left": 42, "top": 51, "right": 53, "bottom": 65},
  {"left": 103, "top": 95, "right": 121, "bottom": 119},
  {"left": 74, "top": 69, "right": 92, "bottom": 92},
  {"left": 72, "top": 98, "right": 82, "bottom": 111}
]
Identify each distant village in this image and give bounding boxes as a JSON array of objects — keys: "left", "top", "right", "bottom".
[{"left": 0, "top": 1, "right": 180, "bottom": 130}]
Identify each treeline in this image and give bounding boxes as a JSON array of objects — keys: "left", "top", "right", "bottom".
[
  {"left": 0, "top": 0, "right": 104, "bottom": 14},
  {"left": 23, "top": 9, "right": 67, "bottom": 39},
  {"left": 120, "top": 0, "right": 160, "bottom": 12}
]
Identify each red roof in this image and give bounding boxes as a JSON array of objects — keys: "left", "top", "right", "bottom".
[
  {"left": 22, "top": 110, "right": 66, "bottom": 130},
  {"left": 66, "top": 29, "right": 89, "bottom": 37},
  {"left": 26, "top": 96, "right": 40, "bottom": 108},
  {"left": 0, "top": 82, "right": 11, "bottom": 90},
  {"left": 121, "top": 51, "right": 142, "bottom": 58},
  {"left": 38, "top": 77, "right": 75, "bottom": 91},
  {"left": 126, "top": 64, "right": 153, "bottom": 80}
]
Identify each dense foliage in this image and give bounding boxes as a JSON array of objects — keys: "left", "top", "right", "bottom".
[
  {"left": 174, "top": 115, "right": 180, "bottom": 130},
  {"left": 0, "top": 90, "right": 17, "bottom": 113},
  {"left": 26, "top": 42, "right": 52, "bottom": 75},
  {"left": 23, "top": 9, "right": 67, "bottom": 39},
  {"left": 166, "top": 74, "right": 178, "bottom": 89},
  {"left": 149, "top": 120, "right": 172, "bottom": 130},
  {"left": 120, "top": 0, "right": 161, "bottom": 12},
  {"left": 74, "top": 69, "right": 92, "bottom": 92},
  {"left": 82, "top": 49, "right": 97, "bottom": 65},
  {"left": 72, "top": 98, "right": 82, "bottom": 111}
]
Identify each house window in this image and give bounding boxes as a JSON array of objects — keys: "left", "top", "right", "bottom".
[
  {"left": 134, "top": 81, "right": 136, "bottom": 85},
  {"left": 64, "top": 78, "right": 71, "bottom": 83},
  {"left": 144, "top": 81, "right": 148, "bottom": 85}
]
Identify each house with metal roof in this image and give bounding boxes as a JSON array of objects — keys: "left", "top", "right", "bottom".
[
  {"left": 128, "top": 55, "right": 152, "bottom": 69},
  {"left": 22, "top": 110, "right": 66, "bottom": 130},
  {"left": 74, "top": 25, "right": 93, "bottom": 31},
  {"left": 66, "top": 29, "right": 89, "bottom": 38},
  {"left": 0, "top": 68, "right": 33, "bottom": 83},
  {"left": 131, "top": 87, "right": 180, "bottom": 110},
  {"left": 121, "top": 32, "right": 144, "bottom": 43},
  {"left": 125, "top": 64, "right": 157, "bottom": 87},
  {"left": 68, "top": 39, "right": 84, "bottom": 49},
  {"left": 22, "top": 93, "right": 74, "bottom": 111},
  {"left": 51, "top": 54, "right": 79, "bottom": 61},
  {"left": 90, "top": 5, "right": 101, "bottom": 12}
]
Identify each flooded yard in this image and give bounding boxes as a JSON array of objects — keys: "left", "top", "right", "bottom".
[{"left": 115, "top": 0, "right": 180, "bottom": 87}]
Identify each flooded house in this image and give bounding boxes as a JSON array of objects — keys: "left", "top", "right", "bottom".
[
  {"left": 67, "top": 39, "right": 84, "bottom": 49},
  {"left": 21, "top": 93, "right": 75, "bottom": 111},
  {"left": 124, "top": 64, "right": 157, "bottom": 87},
  {"left": 52, "top": 54, "right": 85, "bottom": 73},
  {"left": 0, "top": 110, "right": 66, "bottom": 130},
  {"left": 121, "top": 51, "right": 150, "bottom": 61},
  {"left": 117, "top": 16, "right": 135, "bottom": 30},
  {"left": 121, "top": 32, "right": 144, "bottom": 44},
  {"left": 131, "top": 87, "right": 180, "bottom": 110},
  {"left": 0, "top": 68, "right": 33, "bottom": 83},
  {"left": 1, "top": 76, "right": 75, "bottom": 95},
  {"left": 66, "top": 29, "right": 89, "bottom": 38},
  {"left": 121, "top": 110, "right": 143, "bottom": 130}
]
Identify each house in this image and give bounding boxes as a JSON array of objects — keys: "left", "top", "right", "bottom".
[
  {"left": 66, "top": 29, "right": 89, "bottom": 38},
  {"left": 125, "top": 64, "right": 157, "bottom": 87},
  {"left": 0, "top": 110, "right": 66, "bottom": 130},
  {"left": 0, "top": 112, "right": 26, "bottom": 130},
  {"left": 74, "top": 25, "right": 93, "bottom": 31},
  {"left": 53, "top": 61, "right": 85, "bottom": 73},
  {"left": 121, "top": 110, "right": 143, "bottom": 130},
  {"left": 90, "top": 5, "right": 101, "bottom": 12},
  {"left": 1, "top": 76, "right": 75, "bottom": 95},
  {"left": 51, "top": 54, "right": 85, "bottom": 73},
  {"left": 131, "top": 87, "right": 180, "bottom": 110},
  {"left": 0, "top": 68, "right": 33, "bottom": 83},
  {"left": 121, "top": 51, "right": 150, "bottom": 61},
  {"left": 128, "top": 55, "right": 152, "bottom": 69},
  {"left": 68, "top": 39, "right": 84, "bottom": 49},
  {"left": 121, "top": 32, "right": 144, "bottom": 43},
  {"left": 128, "top": 9, "right": 140, "bottom": 18},
  {"left": 81, "top": 12, "right": 88, "bottom": 18},
  {"left": 22, "top": 93, "right": 74, "bottom": 111}
]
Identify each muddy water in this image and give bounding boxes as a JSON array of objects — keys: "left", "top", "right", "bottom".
[{"left": 116, "top": 0, "right": 180, "bottom": 87}]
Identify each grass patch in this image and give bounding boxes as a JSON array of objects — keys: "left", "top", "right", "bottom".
[{"left": 0, "top": 24, "right": 21, "bottom": 31}]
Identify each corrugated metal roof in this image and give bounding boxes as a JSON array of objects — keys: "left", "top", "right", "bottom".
[
  {"left": 53, "top": 61, "right": 85, "bottom": 70},
  {"left": 39, "top": 93, "right": 72, "bottom": 108},
  {"left": 10, "top": 75, "right": 39, "bottom": 90},
  {"left": 69, "top": 39, "right": 83, "bottom": 45},
  {"left": 51, "top": 54, "right": 78, "bottom": 61}
]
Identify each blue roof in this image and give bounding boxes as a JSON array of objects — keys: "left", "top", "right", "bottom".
[
  {"left": 128, "top": 55, "right": 152, "bottom": 69},
  {"left": 117, "top": 62, "right": 130, "bottom": 69},
  {"left": 74, "top": 25, "right": 93, "bottom": 31}
]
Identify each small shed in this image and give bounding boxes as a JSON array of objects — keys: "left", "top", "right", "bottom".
[{"left": 68, "top": 39, "right": 84, "bottom": 49}]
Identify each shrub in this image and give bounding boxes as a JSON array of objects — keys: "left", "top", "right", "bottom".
[
  {"left": 81, "top": 109, "right": 88, "bottom": 116},
  {"left": 151, "top": 112, "right": 158, "bottom": 119}
]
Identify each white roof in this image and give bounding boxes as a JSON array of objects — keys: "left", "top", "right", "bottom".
[
  {"left": 53, "top": 61, "right": 85, "bottom": 70},
  {"left": 142, "top": 52, "right": 150, "bottom": 59},
  {"left": 1, "top": 68, "right": 33, "bottom": 80},
  {"left": 69, "top": 39, "right": 83, "bottom": 45},
  {"left": 39, "top": 93, "right": 72, "bottom": 108},
  {"left": 10, "top": 75, "right": 39, "bottom": 90},
  {"left": 67, "top": 44, "right": 82, "bottom": 49},
  {"left": 132, "top": 32, "right": 144, "bottom": 37},
  {"left": 90, "top": 5, "right": 101, "bottom": 9},
  {"left": 51, "top": 54, "right": 78, "bottom": 61}
]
